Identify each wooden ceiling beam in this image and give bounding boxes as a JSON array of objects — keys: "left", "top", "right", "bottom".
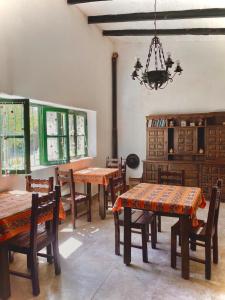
[
  {"left": 103, "top": 28, "right": 225, "bottom": 36},
  {"left": 89, "top": 8, "right": 225, "bottom": 24},
  {"left": 68, "top": 0, "right": 111, "bottom": 4}
]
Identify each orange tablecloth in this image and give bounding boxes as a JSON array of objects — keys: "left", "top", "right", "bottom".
[
  {"left": 73, "top": 167, "right": 120, "bottom": 186},
  {"left": 113, "top": 183, "right": 206, "bottom": 226},
  {"left": 0, "top": 190, "right": 65, "bottom": 243}
]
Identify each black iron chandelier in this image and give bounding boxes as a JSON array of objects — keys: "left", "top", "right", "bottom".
[{"left": 131, "top": 0, "right": 183, "bottom": 90}]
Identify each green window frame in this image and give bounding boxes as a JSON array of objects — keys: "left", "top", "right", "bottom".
[
  {"left": 39, "top": 106, "right": 69, "bottom": 165},
  {"left": 68, "top": 111, "right": 88, "bottom": 159},
  {"left": 0, "top": 98, "right": 30, "bottom": 174}
]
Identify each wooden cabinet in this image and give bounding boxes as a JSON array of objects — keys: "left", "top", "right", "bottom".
[
  {"left": 145, "top": 112, "right": 225, "bottom": 202},
  {"left": 146, "top": 128, "right": 167, "bottom": 160},
  {"left": 174, "top": 127, "right": 197, "bottom": 154}
]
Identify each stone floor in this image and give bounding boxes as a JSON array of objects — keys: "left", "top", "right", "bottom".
[{"left": 9, "top": 200, "right": 225, "bottom": 300}]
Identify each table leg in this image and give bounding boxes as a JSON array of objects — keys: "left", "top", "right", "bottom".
[
  {"left": 124, "top": 207, "right": 132, "bottom": 266},
  {"left": 0, "top": 243, "right": 10, "bottom": 299},
  {"left": 87, "top": 183, "right": 92, "bottom": 222},
  {"left": 99, "top": 185, "right": 106, "bottom": 220},
  {"left": 180, "top": 215, "right": 190, "bottom": 280}
]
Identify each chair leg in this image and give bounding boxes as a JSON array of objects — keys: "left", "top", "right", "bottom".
[
  {"left": 52, "top": 240, "right": 61, "bottom": 276},
  {"left": 141, "top": 227, "right": 148, "bottom": 263},
  {"left": 146, "top": 224, "right": 150, "bottom": 242},
  {"left": 8, "top": 251, "right": 14, "bottom": 263},
  {"left": 171, "top": 228, "right": 177, "bottom": 269},
  {"left": 205, "top": 239, "right": 211, "bottom": 280},
  {"left": 213, "top": 232, "right": 218, "bottom": 264},
  {"left": 157, "top": 215, "right": 161, "bottom": 232},
  {"left": 47, "top": 244, "right": 53, "bottom": 264},
  {"left": 27, "top": 254, "right": 31, "bottom": 270},
  {"left": 72, "top": 202, "right": 76, "bottom": 230},
  {"left": 190, "top": 237, "right": 197, "bottom": 251},
  {"left": 31, "top": 253, "right": 40, "bottom": 296},
  {"left": 114, "top": 218, "right": 120, "bottom": 256},
  {"left": 151, "top": 217, "right": 157, "bottom": 249},
  {"left": 98, "top": 185, "right": 100, "bottom": 202}
]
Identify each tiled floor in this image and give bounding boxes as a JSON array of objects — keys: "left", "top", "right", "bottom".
[{"left": 9, "top": 200, "right": 225, "bottom": 300}]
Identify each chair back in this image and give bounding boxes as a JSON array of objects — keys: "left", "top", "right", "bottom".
[
  {"left": 109, "top": 175, "right": 126, "bottom": 206},
  {"left": 106, "top": 157, "right": 122, "bottom": 169},
  {"left": 30, "top": 186, "right": 61, "bottom": 252},
  {"left": 26, "top": 176, "right": 54, "bottom": 193},
  {"left": 206, "top": 180, "right": 222, "bottom": 236},
  {"left": 158, "top": 168, "right": 185, "bottom": 186},
  {"left": 55, "top": 167, "right": 75, "bottom": 198}
]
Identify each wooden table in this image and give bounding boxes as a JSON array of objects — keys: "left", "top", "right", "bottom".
[
  {"left": 0, "top": 190, "right": 65, "bottom": 299},
  {"left": 74, "top": 167, "right": 120, "bottom": 219},
  {"left": 113, "top": 183, "right": 206, "bottom": 279}
]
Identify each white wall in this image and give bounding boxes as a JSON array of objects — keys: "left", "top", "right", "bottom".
[
  {"left": 115, "top": 38, "right": 225, "bottom": 177},
  {"left": 0, "top": 0, "right": 113, "bottom": 190}
]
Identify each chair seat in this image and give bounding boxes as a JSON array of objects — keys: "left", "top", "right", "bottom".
[
  {"left": 8, "top": 228, "right": 52, "bottom": 253},
  {"left": 119, "top": 210, "right": 154, "bottom": 228},
  {"left": 62, "top": 192, "right": 87, "bottom": 203}
]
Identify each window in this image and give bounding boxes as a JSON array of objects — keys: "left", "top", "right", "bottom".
[
  {"left": 0, "top": 99, "right": 88, "bottom": 174},
  {"left": 39, "top": 107, "right": 69, "bottom": 165},
  {"left": 69, "top": 111, "right": 88, "bottom": 159},
  {"left": 0, "top": 98, "right": 30, "bottom": 174},
  {"left": 30, "top": 105, "right": 40, "bottom": 167}
]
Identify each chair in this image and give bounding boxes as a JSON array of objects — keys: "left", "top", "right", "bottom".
[
  {"left": 26, "top": 175, "right": 54, "bottom": 193},
  {"left": 55, "top": 167, "right": 91, "bottom": 229},
  {"left": 157, "top": 168, "right": 185, "bottom": 232},
  {"left": 8, "top": 186, "right": 61, "bottom": 296},
  {"left": 129, "top": 173, "right": 143, "bottom": 189},
  {"left": 110, "top": 176, "right": 157, "bottom": 262},
  {"left": 171, "top": 180, "right": 222, "bottom": 280},
  {"left": 101, "top": 157, "right": 126, "bottom": 209}
]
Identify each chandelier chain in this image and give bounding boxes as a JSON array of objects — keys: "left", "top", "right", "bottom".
[{"left": 154, "top": 0, "right": 157, "bottom": 35}]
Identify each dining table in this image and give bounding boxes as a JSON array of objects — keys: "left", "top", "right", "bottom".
[
  {"left": 73, "top": 167, "right": 120, "bottom": 220},
  {"left": 0, "top": 190, "right": 65, "bottom": 300},
  {"left": 113, "top": 183, "right": 206, "bottom": 279}
]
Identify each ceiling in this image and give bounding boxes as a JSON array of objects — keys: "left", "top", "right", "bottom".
[{"left": 76, "top": 0, "right": 225, "bottom": 42}]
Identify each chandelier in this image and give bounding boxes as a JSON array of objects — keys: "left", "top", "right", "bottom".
[{"left": 131, "top": 0, "right": 183, "bottom": 90}]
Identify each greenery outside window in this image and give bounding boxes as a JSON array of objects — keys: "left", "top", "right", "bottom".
[{"left": 0, "top": 98, "right": 30, "bottom": 174}]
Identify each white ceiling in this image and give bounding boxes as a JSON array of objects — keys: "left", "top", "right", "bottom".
[{"left": 77, "top": 0, "right": 225, "bottom": 42}]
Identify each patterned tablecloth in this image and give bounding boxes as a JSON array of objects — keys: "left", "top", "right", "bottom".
[
  {"left": 0, "top": 190, "right": 65, "bottom": 243},
  {"left": 73, "top": 167, "right": 120, "bottom": 186},
  {"left": 113, "top": 183, "right": 206, "bottom": 225}
]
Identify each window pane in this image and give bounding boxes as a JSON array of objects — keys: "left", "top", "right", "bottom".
[
  {"left": 30, "top": 106, "right": 40, "bottom": 167},
  {"left": 47, "top": 112, "right": 58, "bottom": 135},
  {"left": 77, "top": 136, "right": 85, "bottom": 156},
  {"left": 1, "top": 137, "right": 25, "bottom": 171},
  {"left": 47, "top": 137, "right": 67, "bottom": 161},
  {"left": 59, "top": 112, "right": 66, "bottom": 136},
  {"left": 69, "top": 114, "right": 76, "bottom": 157},
  {"left": 0, "top": 104, "right": 24, "bottom": 136},
  {"left": 76, "top": 115, "right": 85, "bottom": 135}
]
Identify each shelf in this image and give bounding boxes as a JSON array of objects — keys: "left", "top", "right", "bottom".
[
  {"left": 168, "top": 153, "right": 205, "bottom": 156},
  {"left": 147, "top": 126, "right": 206, "bottom": 129}
]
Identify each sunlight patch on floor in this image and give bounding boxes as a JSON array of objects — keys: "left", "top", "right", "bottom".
[{"left": 59, "top": 237, "right": 82, "bottom": 259}]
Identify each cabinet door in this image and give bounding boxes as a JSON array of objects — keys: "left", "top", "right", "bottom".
[
  {"left": 146, "top": 128, "right": 168, "bottom": 160},
  {"left": 206, "top": 126, "right": 225, "bottom": 160},
  {"left": 174, "top": 128, "right": 197, "bottom": 154}
]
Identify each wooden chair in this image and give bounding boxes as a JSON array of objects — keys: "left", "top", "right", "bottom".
[
  {"left": 110, "top": 176, "right": 157, "bottom": 262},
  {"left": 129, "top": 173, "right": 143, "bottom": 189},
  {"left": 55, "top": 167, "right": 91, "bottom": 229},
  {"left": 26, "top": 175, "right": 54, "bottom": 193},
  {"left": 157, "top": 168, "right": 185, "bottom": 232},
  {"left": 8, "top": 186, "right": 61, "bottom": 296},
  {"left": 171, "top": 180, "right": 222, "bottom": 280}
]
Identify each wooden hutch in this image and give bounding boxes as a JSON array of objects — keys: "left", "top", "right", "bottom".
[{"left": 143, "top": 112, "right": 225, "bottom": 201}]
